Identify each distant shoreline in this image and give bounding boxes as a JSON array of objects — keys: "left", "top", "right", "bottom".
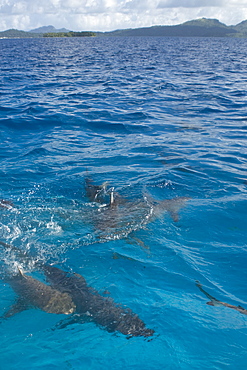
[{"left": 1, "top": 18, "right": 247, "bottom": 39}]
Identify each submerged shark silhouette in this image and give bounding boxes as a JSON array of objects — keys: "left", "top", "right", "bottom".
[
  {"left": 85, "top": 177, "right": 113, "bottom": 205},
  {"left": 85, "top": 176, "right": 190, "bottom": 221},
  {"left": 196, "top": 281, "right": 247, "bottom": 315},
  {"left": 42, "top": 264, "right": 154, "bottom": 338},
  {"left": 84, "top": 176, "right": 190, "bottom": 240},
  {"left": 3, "top": 268, "right": 76, "bottom": 318},
  {"left": 0, "top": 241, "right": 154, "bottom": 338},
  {"left": 0, "top": 199, "right": 14, "bottom": 210}
]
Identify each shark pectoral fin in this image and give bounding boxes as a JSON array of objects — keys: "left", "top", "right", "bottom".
[
  {"left": 206, "top": 301, "right": 214, "bottom": 306},
  {"left": 206, "top": 300, "right": 224, "bottom": 307},
  {"left": 3, "top": 298, "right": 29, "bottom": 319},
  {"left": 54, "top": 314, "right": 92, "bottom": 330}
]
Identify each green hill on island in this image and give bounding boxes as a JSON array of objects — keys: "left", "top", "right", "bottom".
[
  {"left": 0, "top": 29, "right": 42, "bottom": 38},
  {"left": 96, "top": 18, "right": 240, "bottom": 37},
  {"left": 1, "top": 18, "right": 247, "bottom": 39},
  {"left": 29, "top": 25, "right": 71, "bottom": 34}
]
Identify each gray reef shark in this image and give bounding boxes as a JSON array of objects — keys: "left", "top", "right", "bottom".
[
  {"left": 42, "top": 264, "right": 154, "bottom": 338},
  {"left": 196, "top": 281, "right": 247, "bottom": 315},
  {"left": 0, "top": 241, "right": 154, "bottom": 338},
  {"left": 84, "top": 176, "right": 190, "bottom": 241},
  {"left": 2, "top": 268, "right": 76, "bottom": 318}
]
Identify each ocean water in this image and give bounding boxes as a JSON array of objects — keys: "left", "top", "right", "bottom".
[{"left": 0, "top": 35, "right": 247, "bottom": 369}]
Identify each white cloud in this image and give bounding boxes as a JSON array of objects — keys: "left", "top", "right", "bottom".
[
  {"left": 0, "top": 0, "right": 247, "bottom": 31},
  {"left": 158, "top": 0, "right": 225, "bottom": 7},
  {"left": 158, "top": 0, "right": 247, "bottom": 6}
]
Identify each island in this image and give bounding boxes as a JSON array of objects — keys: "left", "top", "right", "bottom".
[
  {"left": 43, "top": 31, "right": 96, "bottom": 37},
  {"left": 1, "top": 18, "right": 247, "bottom": 39}
]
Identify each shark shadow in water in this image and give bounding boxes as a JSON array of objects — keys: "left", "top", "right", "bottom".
[{"left": 0, "top": 241, "right": 154, "bottom": 338}]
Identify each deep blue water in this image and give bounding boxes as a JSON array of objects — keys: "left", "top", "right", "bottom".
[{"left": 0, "top": 36, "right": 247, "bottom": 369}]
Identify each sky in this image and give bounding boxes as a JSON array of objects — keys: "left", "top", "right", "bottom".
[{"left": 0, "top": 0, "right": 247, "bottom": 32}]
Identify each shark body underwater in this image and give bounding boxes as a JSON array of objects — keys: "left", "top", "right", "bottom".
[
  {"left": 3, "top": 268, "right": 76, "bottom": 318},
  {"left": 196, "top": 281, "right": 247, "bottom": 316},
  {"left": 43, "top": 264, "right": 154, "bottom": 337},
  {"left": 0, "top": 199, "right": 14, "bottom": 210},
  {"left": 84, "top": 176, "right": 190, "bottom": 240},
  {"left": 0, "top": 241, "right": 154, "bottom": 338}
]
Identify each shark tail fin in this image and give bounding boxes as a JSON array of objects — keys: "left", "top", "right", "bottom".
[
  {"left": 3, "top": 298, "right": 29, "bottom": 319},
  {"left": 161, "top": 197, "right": 190, "bottom": 222}
]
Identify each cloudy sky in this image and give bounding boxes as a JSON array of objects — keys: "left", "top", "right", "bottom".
[{"left": 0, "top": 0, "right": 247, "bottom": 32}]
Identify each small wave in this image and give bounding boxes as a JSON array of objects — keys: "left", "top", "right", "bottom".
[{"left": 21, "top": 147, "right": 50, "bottom": 158}]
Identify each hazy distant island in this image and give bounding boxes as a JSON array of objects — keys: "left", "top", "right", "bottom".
[
  {"left": 1, "top": 18, "right": 247, "bottom": 39},
  {"left": 0, "top": 26, "right": 96, "bottom": 38}
]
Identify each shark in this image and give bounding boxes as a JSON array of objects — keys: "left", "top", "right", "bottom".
[
  {"left": 3, "top": 268, "right": 76, "bottom": 318},
  {"left": 0, "top": 242, "right": 76, "bottom": 318},
  {"left": 0, "top": 241, "right": 154, "bottom": 338},
  {"left": 85, "top": 176, "right": 190, "bottom": 221},
  {"left": 0, "top": 199, "right": 14, "bottom": 210},
  {"left": 84, "top": 176, "right": 190, "bottom": 241},
  {"left": 42, "top": 264, "right": 154, "bottom": 338},
  {"left": 196, "top": 281, "right": 247, "bottom": 315}
]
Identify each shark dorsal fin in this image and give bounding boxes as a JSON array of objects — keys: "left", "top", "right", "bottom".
[
  {"left": 17, "top": 267, "right": 26, "bottom": 278},
  {"left": 100, "top": 181, "right": 109, "bottom": 189}
]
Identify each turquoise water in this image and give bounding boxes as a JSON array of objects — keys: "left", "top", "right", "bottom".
[{"left": 0, "top": 36, "right": 247, "bottom": 369}]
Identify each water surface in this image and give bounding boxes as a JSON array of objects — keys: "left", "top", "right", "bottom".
[{"left": 0, "top": 36, "right": 247, "bottom": 369}]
